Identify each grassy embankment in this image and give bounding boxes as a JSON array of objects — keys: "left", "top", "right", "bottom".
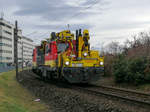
[{"left": 0, "top": 70, "right": 49, "bottom": 112}]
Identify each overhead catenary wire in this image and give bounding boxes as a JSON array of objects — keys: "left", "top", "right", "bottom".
[
  {"left": 32, "top": 0, "right": 101, "bottom": 43},
  {"left": 68, "top": 0, "right": 100, "bottom": 20},
  {"left": 25, "top": 31, "right": 38, "bottom": 37},
  {"left": 56, "top": 0, "right": 100, "bottom": 30}
]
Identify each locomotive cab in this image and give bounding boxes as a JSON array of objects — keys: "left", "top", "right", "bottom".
[{"left": 57, "top": 29, "right": 104, "bottom": 83}]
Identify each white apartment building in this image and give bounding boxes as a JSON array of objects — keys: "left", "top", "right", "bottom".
[
  {"left": 0, "top": 18, "right": 34, "bottom": 67},
  {"left": 21, "top": 36, "right": 34, "bottom": 63}
]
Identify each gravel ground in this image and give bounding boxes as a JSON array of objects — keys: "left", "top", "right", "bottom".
[{"left": 18, "top": 70, "right": 148, "bottom": 112}]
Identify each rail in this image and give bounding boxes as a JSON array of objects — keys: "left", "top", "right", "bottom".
[{"left": 71, "top": 85, "right": 150, "bottom": 109}]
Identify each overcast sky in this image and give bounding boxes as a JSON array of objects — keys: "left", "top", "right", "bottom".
[{"left": 1, "top": 0, "right": 150, "bottom": 47}]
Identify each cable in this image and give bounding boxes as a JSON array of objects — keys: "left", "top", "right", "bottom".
[
  {"left": 38, "top": 31, "right": 50, "bottom": 37},
  {"left": 47, "top": 0, "right": 100, "bottom": 30},
  {"left": 33, "top": 0, "right": 101, "bottom": 43},
  {"left": 70, "top": 0, "right": 100, "bottom": 19},
  {"left": 25, "top": 31, "right": 38, "bottom": 37},
  {"left": 55, "top": 0, "right": 100, "bottom": 29}
]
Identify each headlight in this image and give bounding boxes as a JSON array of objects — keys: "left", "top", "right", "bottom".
[
  {"left": 100, "top": 62, "right": 104, "bottom": 65},
  {"left": 65, "top": 61, "right": 70, "bottom": 65},
  {"left": 83, "top": 52, "right": 88, "bottom": 57}
]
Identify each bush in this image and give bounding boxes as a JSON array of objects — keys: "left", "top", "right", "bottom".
[
  {"left": 113, "top": 54, "right": 128, "bottom": 83},
  {"left": 113, "top": 56, "right": 150, "bottom": 85}
]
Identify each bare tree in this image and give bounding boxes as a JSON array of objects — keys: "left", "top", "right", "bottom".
[{"left": 105, "top": 41, "right": 122, "bottom": 55}]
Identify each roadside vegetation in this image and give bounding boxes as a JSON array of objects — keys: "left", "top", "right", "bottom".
[
  {"left": 103, "top": 31, "right": 150, "bottom": 87},
  {"left": 0, "top": 70, "right": 48, "bottom": 112}
]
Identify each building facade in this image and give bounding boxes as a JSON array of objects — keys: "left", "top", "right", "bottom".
[
  {"left": 0, "top": 18, "right": 34, "bottom": 67},
  {"left": 21, "top": 36, "right": 34, "bottom": 64}
]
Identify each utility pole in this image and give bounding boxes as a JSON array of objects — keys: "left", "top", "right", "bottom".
[{"left": 14, "top": 21, "right": 19, "bottom": 81}]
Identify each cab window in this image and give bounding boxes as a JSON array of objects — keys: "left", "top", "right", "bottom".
[
  {"left": 45, "top": 44, "right": 49, "bottom": 54},
  {"left": 57, "top": 43, "right": 69, "bottom": 53}
]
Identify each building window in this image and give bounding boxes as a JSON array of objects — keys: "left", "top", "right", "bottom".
[
  {"left": 0, "top": 43, "right": 3, "bottom": 46},
  {"left": 23, "top": 42, "right": 33, "bottom": 46},
  {"left": 23, "top": 54, "right": 32, "bottom": 57},
  {"left": 0, "top": 56, "right": 12, "bottom": 60},
  {"left": 6, "top": 57, "right": 12, "bottom": 60},
  {"left": 5, "top": 25, "right": 12, "bottom": 29},
  {"left": 23, "top": 45, "right": 33, "bottom": 50},
  {"left": 0, "top": 36, "right": 12, "bottom": 41},
  {"left": 0, "top": 22, "right": 5, "bottom": 26},
  {"left": 4, "top": 30, "right": 12, "bottom": 35},
  {"left": 0, "top": 50, "right": 12, "bottom": 54},
  {"left": 0, "top": 22, "right": 12, "bottom": 29},
  {"left": 0, "top": 42, "right": 12, "bottom": 47},
  {"left": 23, "top": 50, "right": 33, "bottom": 53},
  {"left": 18, "top": 58, "right": 22, "bottom": 60}
]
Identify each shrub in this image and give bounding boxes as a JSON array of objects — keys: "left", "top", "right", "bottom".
[
  {"left": 113, "top": 56, "right": 150, "bottom": 85},
  {"left": 113, "top": 54, "right": 128, "bottom": 83}
]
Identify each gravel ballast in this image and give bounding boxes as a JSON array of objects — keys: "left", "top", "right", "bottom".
[{"left": 18, "top": 70, "right": 148, "bottom": 112}]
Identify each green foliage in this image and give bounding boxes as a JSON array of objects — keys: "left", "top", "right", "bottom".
[{"left": 113, "top": 55, "right": 150, "bottom": 85}]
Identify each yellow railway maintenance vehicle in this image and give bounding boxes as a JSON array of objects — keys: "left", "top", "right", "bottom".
[{"left": 32, "top": 29, "right": 104, "bottom": 83}]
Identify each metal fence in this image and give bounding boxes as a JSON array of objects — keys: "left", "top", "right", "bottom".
[
  {"left": 0, "top": 66, "right": 15, "bottom": 73},
  {"left": 0, "top": 62, "right": 31, "bottom": 73}
]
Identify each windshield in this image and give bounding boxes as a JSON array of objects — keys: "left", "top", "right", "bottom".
[
  {"left": 37, "top": 48, "right": 43, "bottom": 56},
  {"left": 57, "top": 43, "right": 69, "bottom": 53}
]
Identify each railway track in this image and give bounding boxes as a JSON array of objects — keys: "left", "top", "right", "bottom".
[
  {"left": 71, "top": 85, "right": 150, "bottom": 109},
  {"left": 92, "top": 85, "right": 150, "bottom": 102},
  {"left": 27, "top": 70, "right": 150, "bottom": 110}
]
